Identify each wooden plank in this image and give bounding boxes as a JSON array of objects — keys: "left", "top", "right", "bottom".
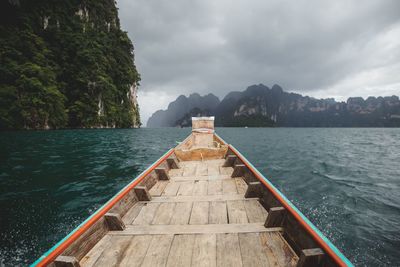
[
  {"left": 216, "top": 233, "right": 242, "bottom": 267},
  {"left": 223, "top": 155, "right": 237, "bottom": 167},
  {"left": 193, "top": 180, "right": 208, "bottom": 195},
  {"left": 92, "top": 235, "right": 132, "bottom": 266},
  {"left": 227, "top": 200, "right": 248, "bottom": 224},
  {"left": 134, "top": 186, "right": 151, "bottom": 201},
  {"left": 54, "top": 256, "right": 79, "bottom": 267},
  {"left": 152, "top": 202, "right": 176, "bottom": 224},
  {"left": 196, "top": 162, "right": 209, "bottom": 176},
  {"left": 207, "top": 162, "right": 220, "bottom": 175},
  {"left": 149, "top": 181, "right": 168, "bottom": 196},
  {"left": 80, "top": 235, "right": 111, "bottom": 267},
  {"left": 166, "top": 235, "right": 195, "bottom": 267},
  {"left": 183, "top": 164, "right": 197, "bottom": 176},
  {"left": 265, "top": 207, "right": 286, "bottom": 227},
  {"left": 190, "top": 201, "right": 209, "bottom": 224},
  {"left": 108, "top": 190, "right": 138, "bottom": 218},
  {"left": 219, "top": 166, "right": 233, "bottom": 175},
  {"left": 119, "top": 235, "right": 153, "bottom": 267},
  {"left": 132, "top": 202, "right": 160, "bottom": 225},
  {"left": 169, "top": 202, "right": 193, "bottom": 225},
  {"left": 244, "top": 199, "right": 268, "bottom": 223},
  {"left": 239, "top": 233, "right": 269, "bottom": 266},
  {"left": 176, "top": 181, "right": 194, "bottom": 196},
  {"left": 208, "top": 180, "right": 223, "bottom": 195},
  {"left": 235, "top": 178, "right": 248, "bottom": 194},
  {"left": 209, "top": 201, "right": 228, "bottom": 224},
  {"left": 297, "top": 248, "right": 324, "bottom": 267},
  {"left": 104, "top": 213, "right": 125, "bottom": 231},
  {"left": 231, "top": 164, "right": 246, "bottom": 178},
  {"left": 168, "top": 168, "right": 183, "bottom": 177},
  {"left": 260, "top": 232, "right": 299, "bottom": 267},
  {"left": 172, "top": 175, "right": 231, "bottom": 182},
  {"left": 162, "top": 181, "right": 181, "bottom": 196},
  {"left": 122, "top": 202, "right": 145, "bottom": 224},
  {"left": 167, "top": 157, "right": 180, "bottom": 169},
  {"left": 155, "top": 167, "right": 170, "bottom": 180},
  {"left": 222, "top": 179, "right": 238, "bottom": 194},
  {"left": 192, "top": 234, "right": 217, "bottom": 267},
  {"left": 245, "top": 181, "right": 262, "bottom": 198},
  {"left": 151, "top": 194, "right": 256, "bottom": 203},
  {"left": 109, "top": 223, "right": 282, "bottom": 235},
  {"left": 141, "top": 235, "right": 174, "bottom": 267}
]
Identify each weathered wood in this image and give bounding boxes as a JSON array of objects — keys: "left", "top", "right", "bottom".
[
  {"left": 260, "top": 232, "right": 299, "bottom": 267},
  {"left": 223, "top": 155, "right": 237, "bottom": 167},
  {"left": 167, "top": 157, "right": 180, "bottom": 169},
  {"left": 132, "top": 202, "right": 160, "bottom": 225},
  {"left": 193, "top": 180, "right": 208, "bottom": 195},
  {"left": 92, "top": 236, "right": 131, "bottom": 266},
  {"left": 141, "top": 235, "right": 174, "bottom": 267},
  {"left": 172, "top": 175, "right": 231, "bottom": 181},
  {"left": 209, "top": 201, "right": 228, "bottom": 224},
  {"left": 151, "top": 194, "right": 257, "bottom": 203},
  {"left": 119, "top": 235, "right": 153, "bottom": 267},
  {"left": 190, "top": 201, "right": 209, "bottom": 224},
  {"left": 208, "top": 180, "right": 223, "bottom": 195},
  {"left": 122, "top": 202, "right": 145, "bottom": 224},
  {"left": 207, "top": 161, "right": 221, "bottom": 175},
  {"left": 166, "top": 235, "right": 195, "bottom": 267},
  {"left": 235, "top": 177, "right": 248, "bottom": 194},
  {"left": 238, "top": 233, "right": 268, "bottom": 266},
  {"left": 192, "top": 234, "right": 217, "bottom": 267},
  {"left": 155, "top": 167, "right": 170, "bottom": 180},
  {"left": 151, "top": 202, "right": 175, "bottom": 224},
  {"left": 243, "top": 199, "right": 268, "bottom": 223},
  {"left": 244, "top": 181, "right": 263, "bottom": 198},
  {"left": 162, "top": 181, "right": 181, "bottom": 196},
  {"left": 54, "top": 256, "right": 80, "bottom": 267},
  {"left": 265, "top": 206, "right": 286, "bottom": 227},
  {"left": 231, "top": 164, "right": 246, "bottom": 177},
  {"left": 139, "top": 171, "right": 158, "bottom": 192},
  {"left": 219, "top": 166, "right": 233, "bottom": 175},
  {"left": 169, "top": 201, "right": 193, "bottom": 224},
  {"left": 104, "top": 213, "right": 125, "bottom": 231},
  {"left": 227, "top": 200, "right": 248, "bottom": 224},
  {"left": 297, "top": 248, "right": 325, "bottom": 267},
  {"left": 108, "top": 190, "right": 138, "bottom": 218},
  {"left": 222, "top": 179, "right": 238, "bottom": 194},
  {"left": 109, "top": 223, "right": 283, "bottom": 235},
  {"left": 149, "top": 181, "right": 168, "bottom": 196},
  {"left": 79, "top": 235, "right": 111, "bottom": 267},
  {"left": 134, "top": 186, "right": 151, "bottom": 201},
  {"left": 176, "top": 181, "right": 194, "bottom": 196},
  {"left": 196, "top": 162, "right": 208, "bottom": 176},
  {"left": 216, "top": 233, "right": 243, "bottom": 267}
]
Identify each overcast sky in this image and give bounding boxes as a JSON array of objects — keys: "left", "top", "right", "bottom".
[{"left": 116, "top": 0, "right": 400, "bottom": 124}]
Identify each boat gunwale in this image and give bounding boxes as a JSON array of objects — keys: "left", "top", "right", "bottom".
[{"left": 216, "top": 133, "right": 352, "bottom": 267}]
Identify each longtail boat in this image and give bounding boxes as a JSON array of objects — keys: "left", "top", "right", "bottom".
[{"left": 33, "top": 117, "right": 352, "bottom": 267}]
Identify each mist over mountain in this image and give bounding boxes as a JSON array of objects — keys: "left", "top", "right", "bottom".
[{"left": 147, "top": 84, "right": 400, "bottom": 127}]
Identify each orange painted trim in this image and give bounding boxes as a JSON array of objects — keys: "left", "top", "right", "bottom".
[
  {"left": 228, "top": 145, "right": 348, "bottom": 267},
  {"left": 35, "top": 149, "right": 175, "bottom": 267}
]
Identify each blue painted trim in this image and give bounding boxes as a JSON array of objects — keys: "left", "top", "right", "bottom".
[
  {"left": 230, "top": 145, "right": 353, "bottom": 266},
  {"left": 31, "top": 148, "right": 174, "bottom": 266}
]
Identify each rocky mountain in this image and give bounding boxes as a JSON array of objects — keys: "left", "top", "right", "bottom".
[
  {"left": 147, "top": 84, "right": 400, "bottom": 127},
  {"left": 0, "top": 0, "right": 140, "bottom": 130},
  {"left": 147, "top": 93, "right": 220, "bottom": 127}
]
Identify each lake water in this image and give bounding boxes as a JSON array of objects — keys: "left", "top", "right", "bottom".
[{"left": 0, "top": 128, "right": 399, "bottom": 266}]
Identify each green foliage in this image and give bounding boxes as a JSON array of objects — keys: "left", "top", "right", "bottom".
[{"left": 0, "top": 0, "right": 140, "bottom": 130}]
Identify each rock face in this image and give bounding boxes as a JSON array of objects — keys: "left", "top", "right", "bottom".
[
  {"left": 0, "top": 0, "right": 141, "bottom": 129},
  {"left": 147, "top": 93, "right": 220, "bottom": 127},
  {"left": 147, "top": 84, "right": 400, "bottom": 127}
]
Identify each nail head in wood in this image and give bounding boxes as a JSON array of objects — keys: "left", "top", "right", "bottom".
[
  {"left": 167, "top": 157, "right": 180, "bottom": 169},
  {"left": 244, "top": 181, "right": 262, "bottom": 198},
  {"left": 296, "top": 248, "right": 325, "bottom": 267},
  {"left": 105, "top": 212, "right": 125, "bottom": 231},
  {"left": 54, "top": 256, "right": 80, "bottom": 267},
  {"left": 231, "top": 164, "right": 246, "bottom": 177},
  {"left": 155, "top": 167, "right": 170, "bottom": 180},
  {"left": 264, "top": 206, "right": 286, "bottom": 227},
  {"left": 134, "top": 186, "right": 152, "bottom": 201},
  {"left": 223, "top": 155, "right": 237, "bottom": 167}
]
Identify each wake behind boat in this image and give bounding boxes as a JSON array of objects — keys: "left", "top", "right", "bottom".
[{"left": 33, "top": 117, "right": 352, "bottom": 267}]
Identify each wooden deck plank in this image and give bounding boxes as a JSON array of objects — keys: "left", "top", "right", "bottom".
[
  {"left": 208, "top": 180, "right": 223, "bottom": 195},
  {"left": 152, "top": 202, "right": 176, "bottom": 225},
  {"left": 162, "top": 181, "right": 181, "bottom": 196},
  {"left": 196, "top": 162, "right": 208, "bottom": 176},
  {"left": 235, "top": 178, "right": 248, "bottom": 194},
  {"left": 132, "top": 202, "right": 160, "bottom": 225},
  {"left": 209, "top": 201, "right": 228, "bottom": 224},
  {"left": 109, "top": 223, "right": 282, "bottom": 235},
  {"left": 239, "top": 233, "right": 269, "bottom": 267},
  {"left": 192, "top": 234, "right": 217, "bottom": 267},
  {"left": 193, "top": 180, "right": 208, "bottom": 195},
  {"left": 216, "top": 233, "right": 243, "bottom": 267},
  {"left": 260, "top": 232, "right": 299, "bottom": 267},
  {"left": 168, "top": 168, "right": 183, "bottom": 177},
  {"left": 177, "top": 181, "right": 194, "bottom": 196},
  {"left": 80, "top": 235, "right": 111, "bottom": 267},
  {"left": 92, "top": 235, "right": 132, "bottom": 266},
  {"left": 166, "top": 235, "right": 195, "bottom": 267},
  {"left": 219, "top": 166, "right": 233, "bottom": 176},
  {"left": 169, "top": 202, "right": 193, "bottom": 225},
  {"left": 189, "top": 201, "right": 209, "bottom": 224},
  {"left": 141, "top": 235, "right": 174, "bottom": 267},
  {"left": 122, "top": 202, "right": 145, "bottom": 224},
  {"left": 172, "top": 175, "right": 231, "bottom": 182},
  {"left": 244, "top": 199, "right": 268, "bottom": 223},
  {"left": 207, "top": 162, "right": 221, "bottom": 176},
  {"left": 150, "top": 194, "right": 257, "bottom": 203},
  {"left": 227, "top": 200, "right": 248, "bottom": 224},
  {"left": 222, "top": 179, "right": 238, "bottom": 194},
  {"left": 149, "top": 181, "right": 168, "bottom": 196},
  {"left": 183, "top": 164, "right": 197, "bottom": 176},
  {"left": 119, "top": 235, "right": 153, "bottom": 267}
]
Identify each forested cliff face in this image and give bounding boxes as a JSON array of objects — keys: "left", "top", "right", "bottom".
[{"left": 0, "top": 0, "right": 141, "bottom": 130}]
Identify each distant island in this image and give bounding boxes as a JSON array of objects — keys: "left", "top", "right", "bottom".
[
  {"left": 0, "top": 0, "right": 141, "bottom": 130},
  {"left": 147, "top": 84, "right": 400, "bottom": 127}
]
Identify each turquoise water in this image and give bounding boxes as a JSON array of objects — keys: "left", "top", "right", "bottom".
[{"left": 0, "top": 128, "right": 399, "bottom": 266}]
